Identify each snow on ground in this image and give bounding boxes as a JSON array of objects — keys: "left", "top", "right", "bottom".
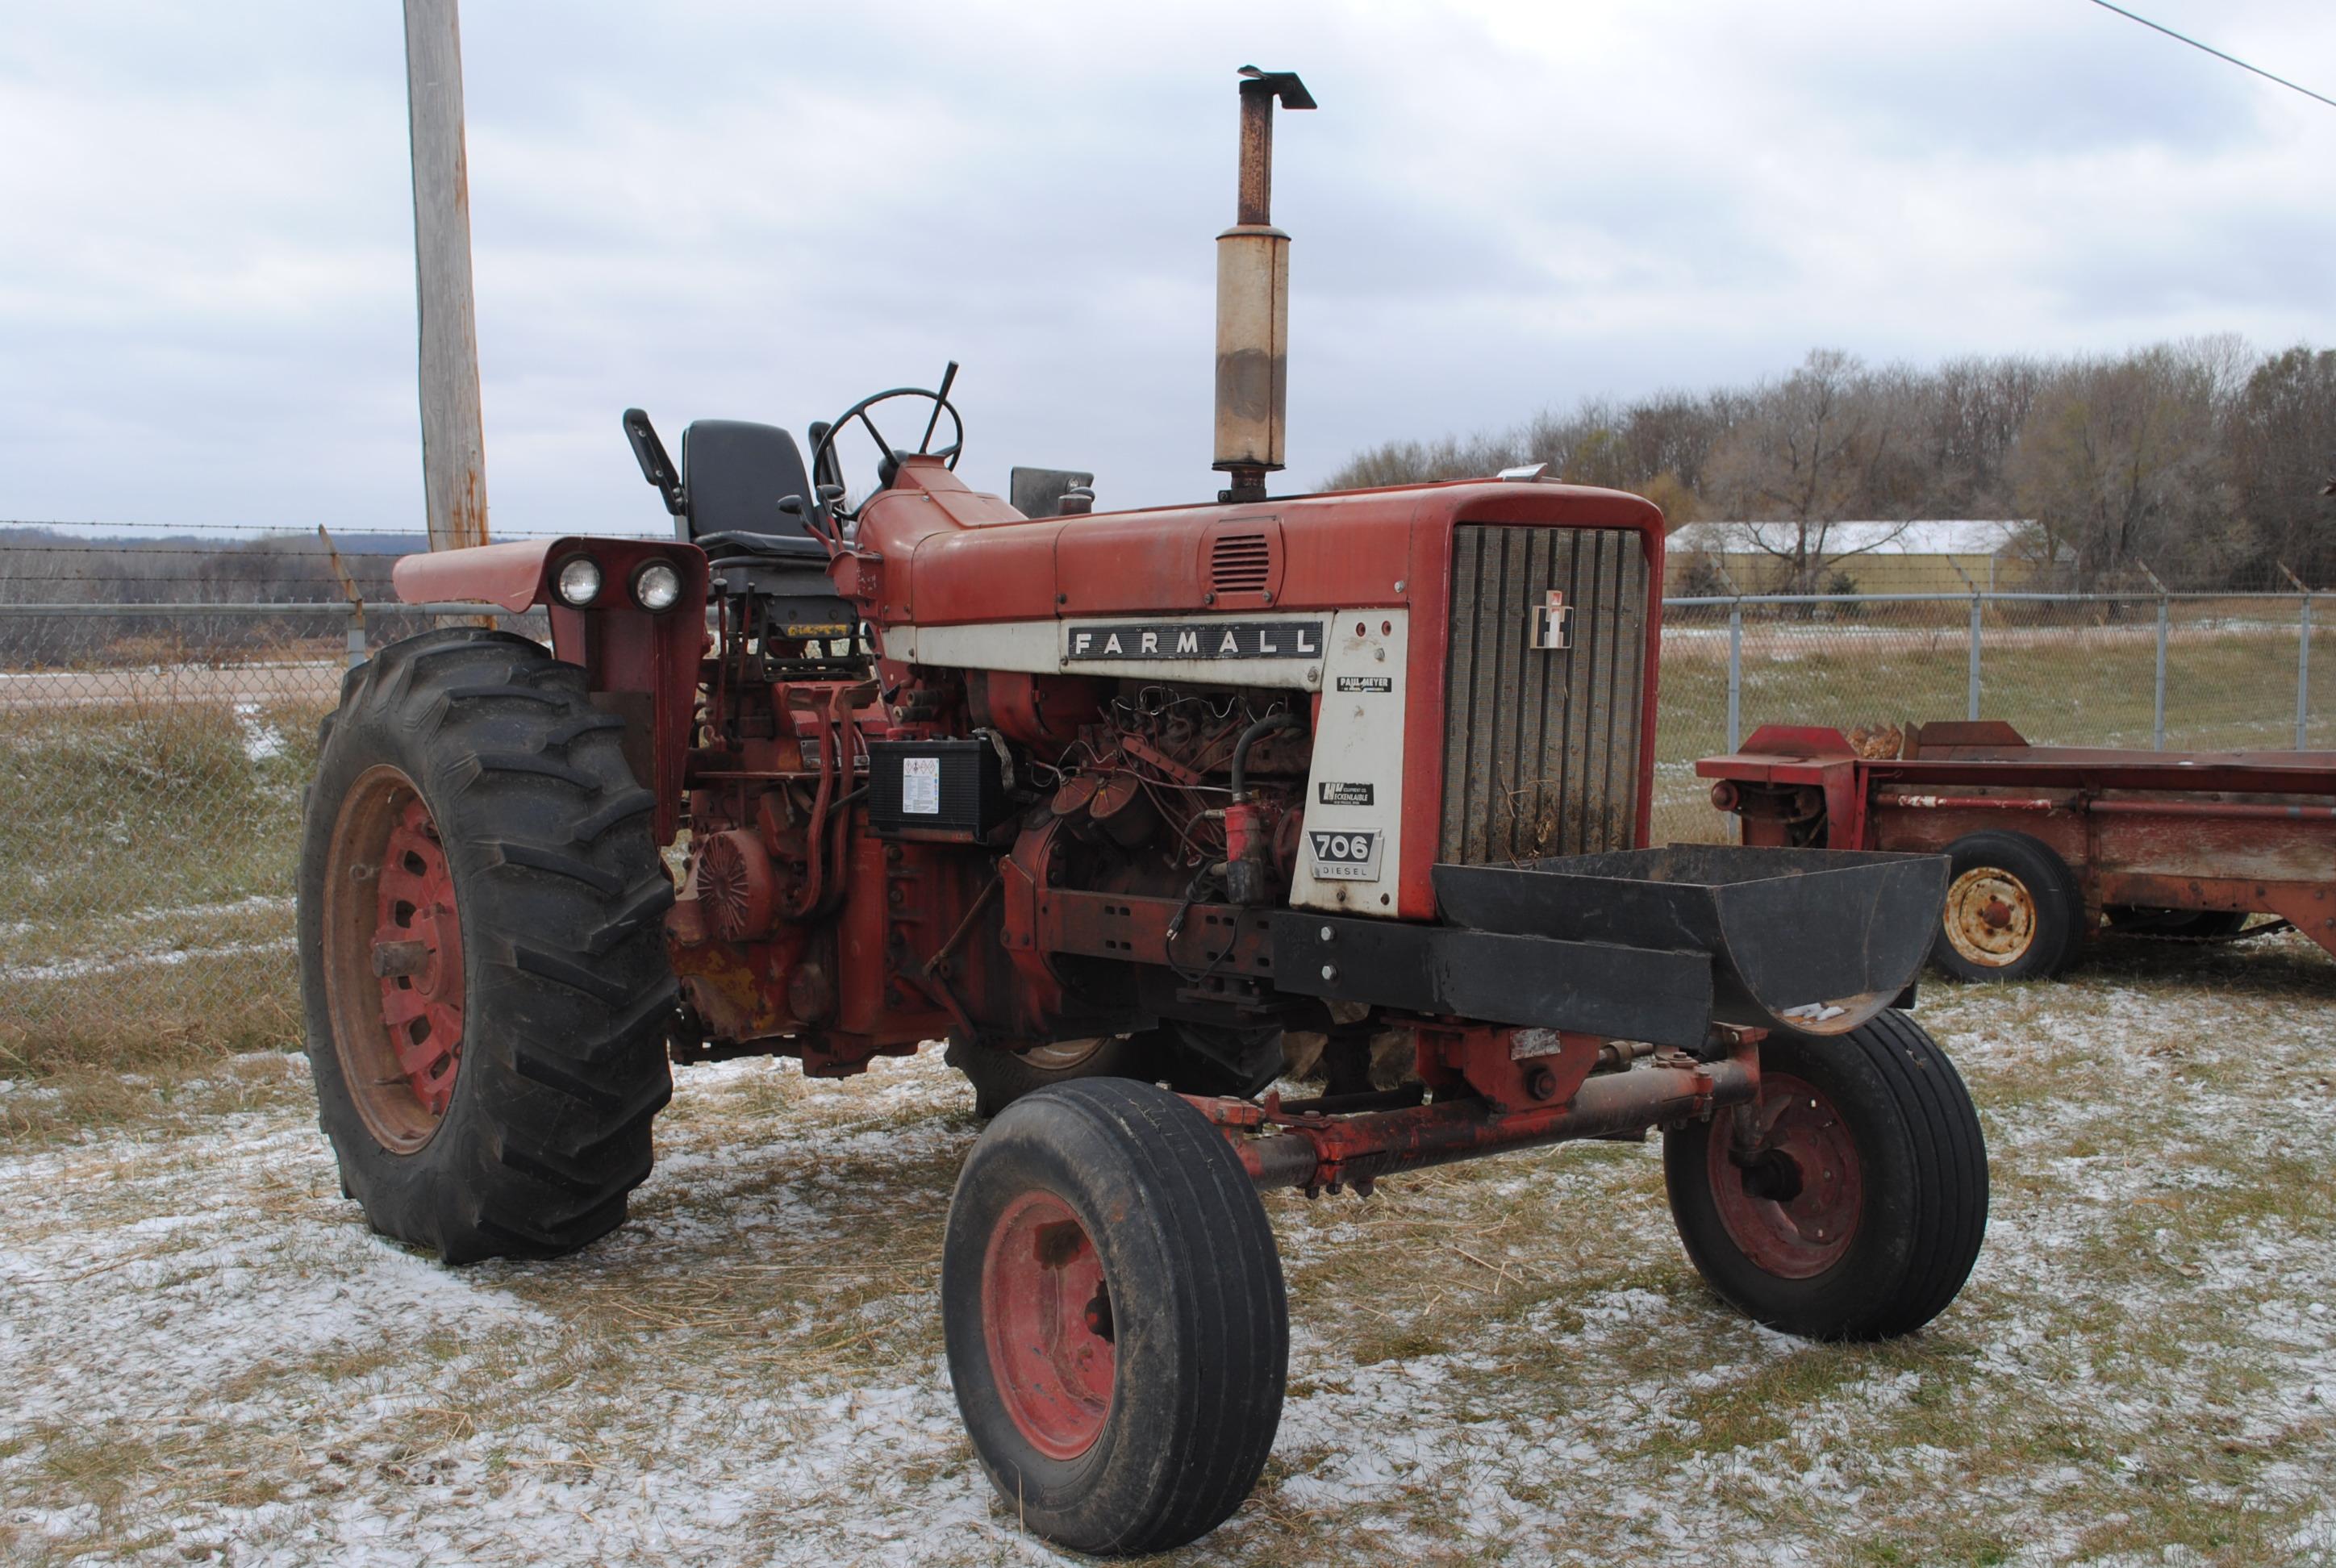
[{"left": 4, "top": 935, "right": 2334, "bottom": 1566}]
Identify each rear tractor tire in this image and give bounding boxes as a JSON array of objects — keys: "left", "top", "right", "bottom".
[
  {"left": 298, "top": 628, "right": 678, "bottom": 1263},
  {"left": 942, "top": 1078, "right": 1287, "bottom": 1554},
  {"left": 1663, "top": 1011, "right": 1988, "bottom": 1341},
  {"left": 1931, "top": 829, "right": 2086, "bottom": 981}
]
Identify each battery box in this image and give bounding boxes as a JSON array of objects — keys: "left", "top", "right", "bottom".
[{"left": 866, "top": 738, "right": 1010, "bottom": 840}]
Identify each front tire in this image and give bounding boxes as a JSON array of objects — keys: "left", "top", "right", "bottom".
[
  {"left": 298, "top": 628, "right": 678, "bottom": 1263},
  {"left": 942, "top": 1078, "right": 1287, "bottom": 1555},
  {"left": 1664, "top": 1011, "right": 1987, "bottom": 1340}
]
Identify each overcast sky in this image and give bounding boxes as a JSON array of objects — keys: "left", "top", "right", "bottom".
[{"left": 3, "top": 0, "right": 2331, "bottom": 537}]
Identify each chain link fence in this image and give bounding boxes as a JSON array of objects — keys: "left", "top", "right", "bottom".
[
  {"left": 0, "top": 601, "right": 539, "bottom": 1074},
  {"left": 2, "top": 590, "right": 2327, "bottom": 1064},
  {"left": 1648, "top": 591, "right": 2336, "bottom": 844}
]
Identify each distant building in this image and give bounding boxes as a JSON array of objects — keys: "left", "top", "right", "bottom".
[{"left": 1663, "top": 520, "right": 2051, "bottom": 597}]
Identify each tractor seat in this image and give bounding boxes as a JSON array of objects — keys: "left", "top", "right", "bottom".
[
  {"left": 695, "top": 530, "right": 831, "bottom": 563},
  {"left": 680, "top": 419, "right": 821, "bottom": 545}
]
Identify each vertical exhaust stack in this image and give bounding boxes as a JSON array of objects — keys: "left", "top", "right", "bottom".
[{"left": 1214, "top": 66, "right": 1315, "bottom": 505}]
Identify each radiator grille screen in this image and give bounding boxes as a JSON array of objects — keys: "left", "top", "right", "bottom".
[{"left": 1438, "top": 524, "right": 1649, "bottom": 864}]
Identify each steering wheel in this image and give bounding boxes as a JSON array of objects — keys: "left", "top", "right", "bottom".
[{"left": 809, "top": 361, "right": 965, "bottom": 529}]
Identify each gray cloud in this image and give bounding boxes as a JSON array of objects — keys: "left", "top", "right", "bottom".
[{"left": 2, "top": 0, "right": 2331, "bottom": 536}]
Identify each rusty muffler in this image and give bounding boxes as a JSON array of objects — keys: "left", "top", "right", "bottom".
[{"left": 1213, "top": 66, "right": 1314, "bottom": 505}]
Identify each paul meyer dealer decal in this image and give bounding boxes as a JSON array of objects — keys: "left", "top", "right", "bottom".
[
  {"left": 1066, "top": 620, "right": 1322, "bottom": 661},
  {"left": 1308, "top": 828, "right": 1383, "bottom": 882}
]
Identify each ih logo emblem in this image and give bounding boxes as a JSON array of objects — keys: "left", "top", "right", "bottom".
[{"left": 1531, "top": 590, "right": 1572, "bottom": 651}]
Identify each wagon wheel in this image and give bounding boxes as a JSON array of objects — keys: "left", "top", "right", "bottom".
[
  {"left": 299, "top": 628, "right": 677, "bottom": 1262},
  {"left": 1664, "top": 1011, "right": 1988, "bottom": 1341},
  {"left": 1930, "top": 830, "right": 2086, "bottom": 981},
  {"left": 942, "top": 1078, "right": 1287, "bottom": 1553}
]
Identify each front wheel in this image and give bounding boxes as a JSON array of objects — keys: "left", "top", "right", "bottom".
[
  {"left": 942, "top": 1078, "right": 1287, "bottom": 1555},
  {"left": 1664, "top": 1011, "right": 1987, "bottom": 1340}
]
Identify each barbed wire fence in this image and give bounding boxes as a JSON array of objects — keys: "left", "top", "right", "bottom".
[{"left": 1, "top": 548, "right": 2327, "bottom": 1064}]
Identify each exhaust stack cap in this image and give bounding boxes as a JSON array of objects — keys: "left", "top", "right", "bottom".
[{"left": 1215, "top": 65, "right": 1315, "bottom": 504}]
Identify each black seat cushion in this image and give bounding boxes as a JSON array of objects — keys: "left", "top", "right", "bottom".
[
  {"left": 695, "top": 530, "right": 831, "bottom": 563},
  {"left": 682, "top": 420, "right": 816, "bottom": 542}
]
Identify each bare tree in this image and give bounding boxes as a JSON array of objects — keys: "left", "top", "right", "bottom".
[
  {"left": 2227, "top": 346, "right": 2336, "bottom": 586},
  {"left": 1703, "top": 350, "right": 1916, "bottom": 594},
  {"left": 2006, "top": 342, "right": 2232, "bottom": 590}
]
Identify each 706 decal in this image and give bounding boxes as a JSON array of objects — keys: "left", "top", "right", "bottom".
[{"left": 1307, "top": 828, "right": 1383, "bottom": 882}]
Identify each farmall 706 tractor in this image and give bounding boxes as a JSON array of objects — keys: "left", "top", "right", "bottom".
[{"left": 298, "top": 69, "right": 1987, "bottom": 1555}]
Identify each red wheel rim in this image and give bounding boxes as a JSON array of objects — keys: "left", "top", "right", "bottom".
[
  {"left": 981, "top": 1191, "right": 1116, "bottom": 1459},
  {"left": 375, "top": 797, "right": 465, "bottom": 1116},
  {"left": 1706, "top": 1071, "right": 1862, "bottom": 1279},
  {"left": 323, "top": 767, "right": 466, "bottom": 1153}
]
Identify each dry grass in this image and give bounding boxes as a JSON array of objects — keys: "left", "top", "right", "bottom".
[{"left": 3, "top": 931, "right": 2334, "bottom": 1565}]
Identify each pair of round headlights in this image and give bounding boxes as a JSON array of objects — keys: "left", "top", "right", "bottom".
[{"left": 553, "top": 555, "right": 684, "bottom": 612}]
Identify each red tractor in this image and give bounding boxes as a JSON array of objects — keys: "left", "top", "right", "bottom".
[{"left": 298, "top": 69, "right": 1987, "bottom": 1554}]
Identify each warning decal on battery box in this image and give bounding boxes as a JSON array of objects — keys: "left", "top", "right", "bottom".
[
  {"left": 1308, "top": 828, "right": 1383, "bottom": 882},
  {"left": 901, "top": 756, "right": 942, "bottom": 815}
]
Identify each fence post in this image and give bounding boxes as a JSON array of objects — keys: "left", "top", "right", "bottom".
[
  {"left": 2133, "top": 562, "right": 2171, "bottom": 750},
  {"left": 2153, "top": 596, "right": 2169, "bottom": 750},
  {"left": 346, "top": 603, "right": 368, "bottom": 669},
  {"left": 1967, "top": 594, "right": 1983, "bottom": 722},
  {"left": 1726, "top": 600, "right": 1743, "bottom": 752},
  {"left": 2280, "top": 563, "right": 2311, "bottom": 749},
  {"left": 1946, "top": 560, "right": 1981, "bottom": 721}
]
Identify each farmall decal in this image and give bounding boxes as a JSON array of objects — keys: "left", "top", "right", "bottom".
[
  {"left": 1066, "top": 620, "right": 1323, "bottom": 661},
  {"left": 1308, "top": 828, "right": 1383, "bottom": 882}
]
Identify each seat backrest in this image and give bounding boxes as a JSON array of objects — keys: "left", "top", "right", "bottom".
[{"left": 681, "top": 420, "right": 816, "bottom": 542}]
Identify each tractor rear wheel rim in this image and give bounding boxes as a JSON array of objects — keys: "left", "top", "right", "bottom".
[
  {"left": 981, "top": 1190, "right": 1115, "bottom": 1460},
  {"left": 1707, "top": 1071, "right": 1862, "bottom": 1279},
  {"left": 323, "top": 765, "right": 466, "bottom": 1153},
  {"left": 1943, "top": 866, "right": 2036, "bottom": 967}
]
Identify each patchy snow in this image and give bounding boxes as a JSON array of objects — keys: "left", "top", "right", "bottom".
[{"left": 3, "top": 940, "right": 2334, "bottom": 1564}]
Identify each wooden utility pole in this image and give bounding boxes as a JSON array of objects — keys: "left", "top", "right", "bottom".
[{"left": 403, "top": 0, "right": 490, "bottom": 549}]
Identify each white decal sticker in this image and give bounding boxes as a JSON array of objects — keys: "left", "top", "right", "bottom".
[
  {"left": 901, "top": 756, "right": 942, "bottom": 815},
  {"left": 1308, "top": 828, "right": 1383, "bottom": 882}
]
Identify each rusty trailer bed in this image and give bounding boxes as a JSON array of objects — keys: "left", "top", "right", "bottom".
[{"left": 1696, "top": 720, "right": 2336, "bottom": 960}]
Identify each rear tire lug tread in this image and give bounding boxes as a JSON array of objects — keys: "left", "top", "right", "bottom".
[{"left": 302, "top": 626, "right": 674, "bottom": 1266}]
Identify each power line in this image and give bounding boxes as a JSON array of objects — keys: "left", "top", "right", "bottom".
[{"left": 2087, "top": 0, "right": 2336, "bottom": 113}]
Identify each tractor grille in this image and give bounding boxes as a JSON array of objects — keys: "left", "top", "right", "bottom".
[
  {"left": 1209, "top": 532, "right": 1274, "bottom": 595},
  {"left": 1438, "top": 524, "right": 1650, "bottom": 865}
]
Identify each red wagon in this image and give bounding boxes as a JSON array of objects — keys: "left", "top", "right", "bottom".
[{"left": 1698, "top": 720, "right": 2336, "bottom": 980}]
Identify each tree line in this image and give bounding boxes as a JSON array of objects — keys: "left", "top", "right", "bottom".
[{"left": 1324, "top": 340, "right": 2336, "bottom": 593}]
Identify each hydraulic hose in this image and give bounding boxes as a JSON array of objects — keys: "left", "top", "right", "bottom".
[{"left": 1228, "top": 711, "right": 1299, "bottom": 800}]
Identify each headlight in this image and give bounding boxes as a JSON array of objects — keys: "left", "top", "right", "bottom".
[
  {"left": 554, "top": 556, "right": 603, "bottom": 607},
  {"left": 632, "top": 561, "right": 683, "bottom": 612}
]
